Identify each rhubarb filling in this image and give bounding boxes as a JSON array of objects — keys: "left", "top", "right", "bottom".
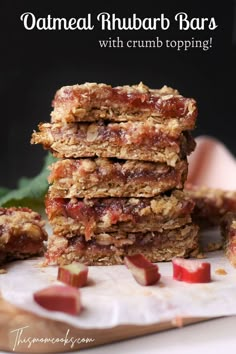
[{"left": 45, "top": 191, "right": 194, "bottom": 239}]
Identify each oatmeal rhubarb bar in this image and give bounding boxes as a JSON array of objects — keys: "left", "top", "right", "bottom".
[
  {"left": 0, "top": 207, "right": 48, "bottom": 265},
  {"left": 31, "top": 120, "right": 195, "bottom": 165},
  {"left": 30, "top": 81, "right": 199, "bottom": 267},
  {"left": 221, "top": 212, "right": 236, "bottom": 267},
  {"left": 185, "top": 184, "right": 236, "bottom": 228},
  {"left": 45, "top": 224, "right": 199, "bottom": 266},
  {"left": 51, "top": 82, "right": 197, "bottom": 128},
  {"left": 48, "top": 158, "right": 188, "bottom": 198},
  {"left": 45, "top": 191, "right": 194, "bottom": 239}
]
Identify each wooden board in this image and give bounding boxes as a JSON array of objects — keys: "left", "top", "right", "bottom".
[{"left": 0, "top": 297, "right": 209, "bottom": 353}]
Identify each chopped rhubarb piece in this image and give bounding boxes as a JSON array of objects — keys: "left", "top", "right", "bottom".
[
  {"left": 172, "top": 258, "right": 211, "bottom": 283},
  {"left": 124, "top": 254, "right": 161, "bottom": 286},
  {"left": 57, "top": 262, "right": 88, "bottom": 287},
  {"left": 33, "top": 285, "right": 81, "bottom": 315}
]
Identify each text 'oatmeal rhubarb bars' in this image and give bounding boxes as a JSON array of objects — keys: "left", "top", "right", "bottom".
[{"left": 31, "top": 82, "right": 199, "bottom": 265}]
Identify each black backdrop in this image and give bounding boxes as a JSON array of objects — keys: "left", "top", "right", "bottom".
[{"left": 1, "top": 0, "right": 235, "bottom": 188}]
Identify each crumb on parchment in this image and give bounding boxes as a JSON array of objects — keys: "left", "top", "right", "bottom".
[
  {"left": 215, "top": 268, "right": 227, "bottom": 275},
  {"left": 196, "top": 252, "right": 206, "bottom": 259},
  {"left": 0, "top": 268, "right": 7, "bottom": 274}
]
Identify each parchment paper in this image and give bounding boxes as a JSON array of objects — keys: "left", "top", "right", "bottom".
[{"left": 1, "top": 248, "right": 236, "bottom": 329}]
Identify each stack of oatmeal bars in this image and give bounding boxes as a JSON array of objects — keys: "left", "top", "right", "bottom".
[{"left": 31, "top": 82, "right": 199, "bottom": 265}]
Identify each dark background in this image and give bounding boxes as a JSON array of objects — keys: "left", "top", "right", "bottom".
[{"left": 1, "top": 0, "right": 235, "bottom": 188}]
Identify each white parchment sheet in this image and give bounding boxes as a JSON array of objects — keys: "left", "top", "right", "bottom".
[{"left": 1, "top": 248, "right": 236, "bottom": 329}]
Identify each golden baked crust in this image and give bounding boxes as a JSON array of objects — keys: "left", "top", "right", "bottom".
[
  {"left": 31, "top": 120, "right": 195, "bottom": 166},
  {"left": 48, "top": 158, "right": 188, "bottom": 198},
  {"left": 45, "top": 191, "right": 194, "bottom": 240},
  {"left": 185, "top": 184, "right": 236, "bottom": 228},
  {"left": 51, "top": 82, "right": 197, "bottom": 128},
  {"left": 0, "top": 207, "right": 48, "bottom": 265},
  {"left": 221, "top": 212, "right": 236, "bottom": 267},
  {"left": 45, "top": 224, "right": 199, "bottom": 266}
]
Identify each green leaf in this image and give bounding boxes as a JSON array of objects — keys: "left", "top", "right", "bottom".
[
  {"left": 0, "top": 187, "right": 10, "bottom": 198},
  {"left": 0, "top": 153, "right": 57, "bottom": 208},
  {"left": 18, "top": 177, "right": 32, "bottom": 188}
]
